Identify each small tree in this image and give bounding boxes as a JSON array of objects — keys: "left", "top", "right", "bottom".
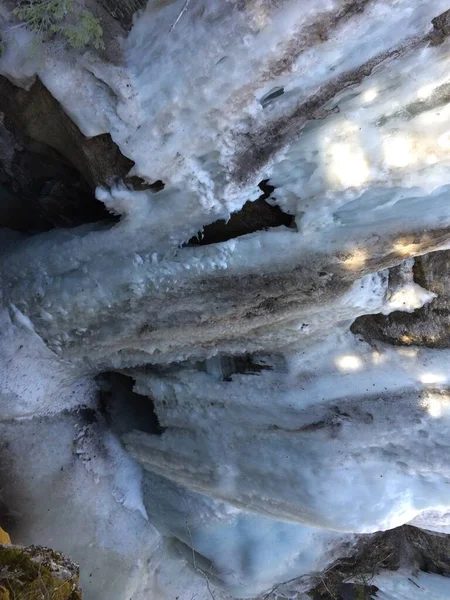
[{"left": 13, "top": 0, "right": 104, "bottom": 50}]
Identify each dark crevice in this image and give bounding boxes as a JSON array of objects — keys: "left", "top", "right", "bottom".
[
  {"left": 97, "top": 372, "right": 165, "bottom": 437},
  {"left": 124, "top": 176, "right": 166, "bottom": 193},
  {"left": 200, "top": 354, "right": 274, "bottom": 381},
  {"left": 412, "top": 256, "right": 428, "bottom": 289},
  {"left": 260, "top": 86, "right": 285, "bottom": 108},
  {"left": 96, "top": 0, "right": 148, "bottom": 31},
  {"left": 76, "top": 406, "right": 99, "bottom": 425},
  {"left": 0, "top": 75, "right": 132, "bottom": 233},
  {"left": 0, "top": 138, "right": 119, "bottom": 233},
  {"left": 258, "top": 178, "right": 275, "bottom": 199},
  {"left": 187, "top": 181, "right": 295, "bottom": 246},
  {"left": 148, "top": 179, "right": 165, "bottom": 193},
  {"left": 220, "top": 355, "right": 273, "bottom": 381}
]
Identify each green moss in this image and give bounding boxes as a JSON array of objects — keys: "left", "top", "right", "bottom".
[
  {"left": 355, "top": 583, "right": 368, "bottom": 600},
  {"left": 0, "top": 546, "right": 81, "bottom": 599},
  {"left": 63, "top": 10, "right": 104, "bottom": 50}
]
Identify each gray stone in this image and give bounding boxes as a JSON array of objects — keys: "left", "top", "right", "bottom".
[{"left": 352, "top": 251, "right": 450, "bottom": 348}]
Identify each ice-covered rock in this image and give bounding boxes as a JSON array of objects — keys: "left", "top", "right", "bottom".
[{"left": 2, "top": 1, "right": 450, "bottom": 599}]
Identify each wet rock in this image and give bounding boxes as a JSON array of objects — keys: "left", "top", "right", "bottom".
[
  {"left": 0, "top": 76, "right": 133, "bottom": 188},
  {"left": 352, "top": 251, "right": 450, "bottom": 348}
]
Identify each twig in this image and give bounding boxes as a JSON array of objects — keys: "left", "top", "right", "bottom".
[
  {"left": 185, "top": 521, "right": 216, "bottom": 600},
  {"left": 199, "top": 571, "right": 216, "bottom": 600},
  {"left": 169, "top": 0, "right": 191, "bottom": 33},
  {"left": 186, "top": 520, "right": 197, "bottom": 571},
  {"left": 261, "top": 575, "right": 304, "bottom": 600},
  {"left": 320, "top": 574, "right": 337, "bottom": 599}
]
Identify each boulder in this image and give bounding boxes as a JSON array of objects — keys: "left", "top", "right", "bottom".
[
  {"left": 352, "top": 251, "right": 450, "bottom": 348},
  {"left": 0, "top": 544, "right": 82, "bottom": 599}
]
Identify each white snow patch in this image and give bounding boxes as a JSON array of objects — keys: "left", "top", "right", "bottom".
[{"left": 0, "top": 307, "right": 96, "bottom": 419}]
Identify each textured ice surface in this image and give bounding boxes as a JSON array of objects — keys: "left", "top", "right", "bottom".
[
  {"left": 2, "top": 0, "right": 450, "bottom": 243},
  {"left": 2, "top": 1, "right": 450, "bottom": 599},
  {"left": 0, "top": 307, "right": 96, "bottom": 419},
  {"left": 0, "top": 411, "right": 233, "bottom": 600},
  {"left": 4, "top": 190, "right": 450, "bottom": 369},
  {"left": 269, "top": 38, "right": 450, "bottom": 225},
  {"left": 142, "top": 471, "right": 355, "bottom": 597},
  {"left": 374, "top": 572, "right": 450, "bottom": 600},
  {"left": 126, "top": 333, "right": 450, "bottom": 533}
]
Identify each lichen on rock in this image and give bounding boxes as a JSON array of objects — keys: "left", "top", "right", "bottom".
[{"left": 0, "top": 545, "right": 81, "bottom": 600}]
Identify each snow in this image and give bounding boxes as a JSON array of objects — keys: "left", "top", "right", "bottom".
[
  {"left": 0, "top": 307, "right": 96, "bottom": 419},
  {"left": 0, "top": 406, "right": 234, "bottom": 600}
]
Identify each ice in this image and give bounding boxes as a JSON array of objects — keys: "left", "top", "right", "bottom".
[
  {"left": 0, "top": 407, "right": 234, "bottom": 600},
  {"left": 269, "top": 36, "right": 450, "bottom": 232},
  {"left": 124, "top": 333, "right": 450, "bottom": 533},
  {"left": 374, "top": 571, "right": 450, "bottom": 600},
  {"left": 1, "top": 1, "right": 450, "bottom": 238},
  {"left": 380, "top": 258, "right": 436, "bottom": 315},
  {"left": 142, "top": 472, "right": 355, "bottom": 597},
  {"left": 3, "top": 1, "right": 450, "bottom": 598}
]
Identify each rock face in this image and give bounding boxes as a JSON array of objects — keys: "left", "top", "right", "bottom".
[
  {"left": 352, "top": 251, "right": 450, "bottom": 348},
  {"left": 305, "top": 525, "right": 450, "bottom": 599},
  {"left": 0, "top": 75, "right": 132, "bottom": 231},
  {"left": 0, "top": 545, "right": 81, "bottom": 600}
]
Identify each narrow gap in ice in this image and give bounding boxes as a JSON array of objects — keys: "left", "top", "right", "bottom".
[
  {"left": 97, "top": 372, "right": 166, "bottom": 438},
  {"left": 198, "top": 354, "right": 278, "bottom": 381},
  {"left": 186, "top": 184, "right": 295, "bottom": 247},
  {"left": 123, "top": 177, "right": 166, "bottom": 193},
  {"left": 260, "top": 87, "right": 285, "bottom": 108}
]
